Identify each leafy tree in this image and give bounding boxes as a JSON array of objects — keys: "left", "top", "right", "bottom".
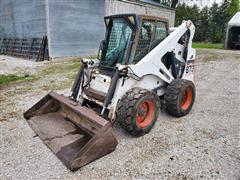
[
  {"left": 151, "top": 0, "right": 178, "bottom": 8},
  {"left": 228, "top": 0, "right": 240, "bottom": 17},
  {"left": 175, "top": 1, "right": 238, "bottom": 43},
  {"left": 195, "top": 7, "right": 209, "bottom": 42},
  {"left": 209, "top": 2, "right": 230, "bottom": 43},
  {"left": 171, "top": 0, "right": 178, "bottom": 8}
]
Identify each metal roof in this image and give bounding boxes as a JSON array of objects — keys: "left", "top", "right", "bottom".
[{"left": 228, "top": 12, "right": 240, "bottom": 27}]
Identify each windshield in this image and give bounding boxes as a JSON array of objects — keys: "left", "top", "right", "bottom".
[{"left": 101, "top": 18, "right": 133, "bottom": 67}]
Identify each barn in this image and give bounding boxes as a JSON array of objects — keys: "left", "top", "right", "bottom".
[
  {"left": 0, "top": 0, "right": 175, "bottom": 60},
  {"left": 225, "top": 12, "right": 240, "bottom": 50}
]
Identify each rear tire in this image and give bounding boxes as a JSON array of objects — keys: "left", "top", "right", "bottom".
[
  {"left": 165, "top": 79, "right": 195, "bottom": 117},
  {"left": 116, "top": 88, "right": 160, "bottom": 136}
]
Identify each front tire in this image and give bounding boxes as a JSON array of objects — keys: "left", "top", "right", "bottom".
[
  {"left": 116, "top": 88, "right": 160, "bottom": 136},
  {"left": 165, "top": 79, "right": 196, "bottom": 117}
]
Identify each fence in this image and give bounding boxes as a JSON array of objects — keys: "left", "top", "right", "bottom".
[{"left": 0, "top": 36, "right": 49, "bottom": 61}]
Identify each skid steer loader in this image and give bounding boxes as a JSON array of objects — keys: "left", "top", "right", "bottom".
[{"left": 24, "top": 14, "right": 196, "bottom": 171}]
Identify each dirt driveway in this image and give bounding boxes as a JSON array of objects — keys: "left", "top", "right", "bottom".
[{"left": 0, "top": 49, "right": 239, "bottom": 179}]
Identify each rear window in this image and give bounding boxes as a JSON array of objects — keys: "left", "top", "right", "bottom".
[{"left": 133, "top": 20, "right": 168, "bottom": 64}]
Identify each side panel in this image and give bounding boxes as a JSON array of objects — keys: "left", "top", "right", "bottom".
[
  {"left": 182, "top": 48, "right": 196, "bottom": 81},
  {"left": 128, "top": 21, "right": 196, "bottom": 83}
]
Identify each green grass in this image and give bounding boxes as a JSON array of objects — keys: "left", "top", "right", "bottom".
[
  {"left": 0, "top": 56, "right": 96, "bottom": 87},
  {"left": 192, "top": 43, "right": 223, "bottom": 49},
  {"left": 0, "top": 74, "right": 37, "bottom": 85}
]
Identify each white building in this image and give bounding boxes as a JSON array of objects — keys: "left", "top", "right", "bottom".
[
  {"left": 0, "top": 0, "right": 175, "bottom": 59},
  {"left": 179, "top": 0, "right": 224, "bottom": 8},
  {"left": 225, "top": 12, "right": 240, "bottom": 49}
]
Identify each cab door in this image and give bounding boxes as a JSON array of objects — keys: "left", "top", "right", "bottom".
[{"left": 132, "top": 16, "right": 169, "bottom": 64}]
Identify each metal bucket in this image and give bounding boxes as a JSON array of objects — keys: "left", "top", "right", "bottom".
[{"left": 24, "top": 92, "right": 117, "bottom": 171}]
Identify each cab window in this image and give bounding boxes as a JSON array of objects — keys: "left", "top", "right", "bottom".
[
  {"left": 150, "top": 21, "right": 167, "bottom": 50},
  {"left": 133, "top": 20, "right": 155, "bottom": 63},
  {"left": 133, "top": 20, "right": 168, "bottom": 64}
]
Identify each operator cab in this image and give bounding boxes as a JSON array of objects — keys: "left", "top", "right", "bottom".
[{"left": 99, "top": 14, "right": 169, "bottom": 70}]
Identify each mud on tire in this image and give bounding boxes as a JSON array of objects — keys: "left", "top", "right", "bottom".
[
  {"left": 165, "top": 79, "right": 196, "bottom": 117},
  {"left": 116, "top": 88, "right": 160, "bottom": 136}
]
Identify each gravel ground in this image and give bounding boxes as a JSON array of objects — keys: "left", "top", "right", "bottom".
[
  {"left": 0, "top": 55, "right": 46, "bottom": 76},
  {"left": 0, "top": 49, "right": 239, "bottom": 179}
]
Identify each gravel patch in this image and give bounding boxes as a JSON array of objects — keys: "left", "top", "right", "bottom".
[
  {"left": 0, "top": 55, "right": 46, "bottom": 76},
  {"left": 0, "top": 49, "right": 239, "bottom": 179}
]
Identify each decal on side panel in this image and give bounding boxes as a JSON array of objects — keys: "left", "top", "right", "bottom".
[{"left": 185, "top": 60, "right": 195, "bottom": 75}]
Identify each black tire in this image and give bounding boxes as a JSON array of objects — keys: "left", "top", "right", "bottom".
[
  {"left": 165, "top": 79, "right": 195, "bottom": 117},
  {"left": 116, "top": 88, "right": 160, "bottom": 136}
]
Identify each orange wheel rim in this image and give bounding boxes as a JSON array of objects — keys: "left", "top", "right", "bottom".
[
  {"left": 136, "top": 100, "right": 155, "bottom": 128},
  {"left": 181, "top": 88, "right": 193, "bottom": 110}
]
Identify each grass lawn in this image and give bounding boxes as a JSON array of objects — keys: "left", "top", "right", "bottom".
[
  {"left": 192, "top": 42, "right": 223, "bottom": 49},
  {"left": 0, "top": 57, "right": 82, "bottom": 87},
  {"left": 0, "top": 75, "right": 37, "bottom": 85}
]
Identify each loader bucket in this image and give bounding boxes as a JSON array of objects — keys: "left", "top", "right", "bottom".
[{"left": 24, "top": 92, "right": 118, "bottom": 171}]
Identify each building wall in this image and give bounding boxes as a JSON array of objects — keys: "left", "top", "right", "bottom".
[
  {"left": 48, "top": 0, "right": 175, "bottom": 58},
  {"left": 47, "top": 0, "right": 106, "bottom": 58},
  {"left": 105, "top": 0, "right": 175, "bottom": 27},
  {"left": 0, "top": 0, "right": 175, "bottom": 58},
  {"left": 0, "top": 0, "right": 47, "bottom": 38}
]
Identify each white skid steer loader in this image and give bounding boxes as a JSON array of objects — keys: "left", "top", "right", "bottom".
[{"left": 24, "top": 14, "right": 196, "bottom": 171}]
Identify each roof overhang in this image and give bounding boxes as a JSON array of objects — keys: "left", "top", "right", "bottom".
[{"left": 227, "top": 12, "right": 240, "bottom": 27}]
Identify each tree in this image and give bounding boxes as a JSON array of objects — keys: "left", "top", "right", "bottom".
[
  {"left": 171, "top": 0, "right": 178, "bottom": 8},
  {"left": 195, "top": 7, "right": 209, "bottom": 42},
  {"left": 208, "top": 2, "right": 230, "bottom": 43},
  {"left": 175, "top": 1, "right": 235, "bottom": 43},
  {"left": 151, "top": 0, "right": 179, "bottom": 8},
  {"left": 228, "top": 0, "right": 240, "bottom": 17},
  {"left": 175, "top": 4, "right": 199, "bottom": 26}
]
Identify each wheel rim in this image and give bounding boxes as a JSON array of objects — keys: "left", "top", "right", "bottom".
[
  {"left": 136, "top": 100, "right": 155, "bottom": 128},
  {"left": 181, "top": 88, "right": 193, "bottom": 110}
]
